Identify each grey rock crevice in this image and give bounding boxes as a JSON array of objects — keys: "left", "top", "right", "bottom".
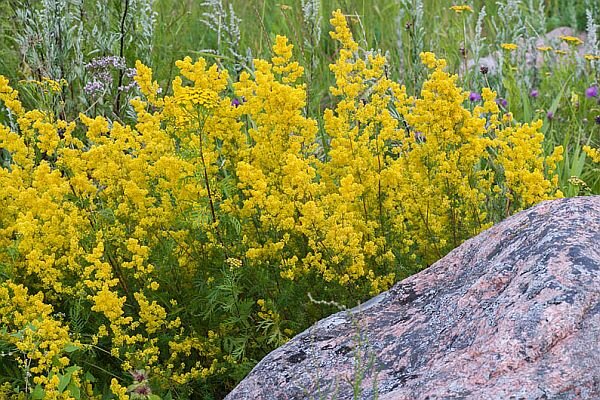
[{"left": 226, "top": 196, "right": 600, "bottom": 400}]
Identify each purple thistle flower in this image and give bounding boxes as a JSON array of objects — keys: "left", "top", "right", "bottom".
[
  {"left": 586, "top": 85, "right": 599, "bottom": 98},
  {"left": 130, "top": 369, "right": 148, "bottom": 383},
  {"left": 496, "top": 98, "right": 508, "bottom": 108},
  {"left": 529, "top": 89, "right": 539, "bottom": 98},
  {"left": 469, "top": 92, "right": 482, "bottom": 102},
  {"left": 547, "top": 111, "right": 554, "bottom": 120},
  {"left": 231, "top": 98, "right": 241, "bottom": 107},
  {"left": 133, "top": 385, "right": 151, "bottom": 395}
]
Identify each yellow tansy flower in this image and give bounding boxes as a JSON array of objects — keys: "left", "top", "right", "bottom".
[
  {"left": 501, "top": 43, "right": 518, "bottom": 51},
  {"left": 450, "top": 5, "right": 473, "bottom": 13},
  {"left": 559, "top": 35, "right": 583, "bottom": 46},
  {"left": 583, "top": 145, "right": 600, "bottom": 163},
  {"left": 584, "top": 54, "right": 600, "bottom": 61}
]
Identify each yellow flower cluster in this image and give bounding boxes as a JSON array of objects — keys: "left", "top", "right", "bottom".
[
  {"left": 0, "top": 283, "right": 80, "bottom": 398},
  {"left": 583, "top": 145, "right": 600, "bottom": 163},
  {"left": 0, "top": 56, "right": 229, "bottom": 392},
  {"left": 450, "top": 5, "right": 473, "bottom": 13},
  {"left": 0, "top": 75, "right": 25, "bottom": 115},
  {"left": 501, "top": 43, "right": 518, "bottom": 51},
  {"left": 0, "top": 9, "right": 564, "bottom": 396},
  {"left": 19, "top": 77, "right": 66, "bottom": 93},
  {"left": 329, "top": 11, "right": 358, "bottom": 52},
  {"left": 559, "top": 35, "right": 584, "bottom": 46}
]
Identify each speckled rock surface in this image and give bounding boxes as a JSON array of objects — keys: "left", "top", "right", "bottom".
[{"left": 226, "top": 197, "right": 600, "bottom": 400}]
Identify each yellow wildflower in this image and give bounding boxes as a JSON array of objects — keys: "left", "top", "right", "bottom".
[
  {"left": 110, "top": 379, "right": 129, "bottom": 400},
  {"left": 329, "top": 9, "right": 358, "bottom": 52},
  {"left": 583, "top": 145, "right": 600, "bottom": 163},
  {"left": 501, "top": 43, "right": 518, "bottom": 51},
  {"left": 450, "top": 5, "right": 473, "bottom": 13},
  {"left": 0, "top": 75, "right": 24, "bottom": 115},
  {"left": 134, "top": 60, "right": 163, "bottom": 106},
  {"left": 559, "top": 35, "right": 583, "bottom": 46},
  {"left": 0, "top": 11, "right": 566, "bottom": 396}
]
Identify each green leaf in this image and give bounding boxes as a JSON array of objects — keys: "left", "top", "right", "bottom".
[
  {"left": 520, "top": 86, "right": 532, "bottom": 122},
  {"left": 31, "top": 385, "right": 45, "bottom": 399},
  {"left": 65, "top": 365, "right": 82, "bottom": 374},
  {"left": 67, "top": 381, "right": 81, "bottom": 399},
  {"left": 84, "top": 371, "right": 97, "bottom": 382},
  {"left": 58, "top": 372, "right": 72, "bottom": 392},
  {"left": 64, "top": 344, "right": 79, "bottom": 353},
  {"left": 148, "top": 395, "right": 162, "bottom": 400},
  {"left": 542, "top": 78, "right": 569, "bottom": 135}
]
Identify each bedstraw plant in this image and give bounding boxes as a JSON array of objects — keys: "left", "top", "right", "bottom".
[{"left": 0, "top": 7, "right": 587, "bottom": 400}]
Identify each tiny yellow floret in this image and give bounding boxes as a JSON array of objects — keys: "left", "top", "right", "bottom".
[
  {"left": 501, "top": 43, "right": 518, "bottom": 51},
  {"left": 450, "top": 5, "right": 473, "bottom": 13}
]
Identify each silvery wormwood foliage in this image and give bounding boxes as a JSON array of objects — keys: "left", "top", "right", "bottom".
[
  {"left": 585, "top": 1, "right": 599, "bottom": 75},
  {"left": 471, "top": 5, "right": 487, "bottom": 71},
  {"left": 125, "top": 0, "right": 157, "bottom": 64},
  {"left": 88, "top": 0, "right": 156, "bottom": 62},
  {"left": 492, "top": 0, "right": 525, "bottom": 80},
  {"left": 525, "top": 0, "right": 546, "bottom": 36},
  {"left": 396, "top": 0, "right": 425, "bottom": 88},
  {"left": 301, "top": 0, "right": 322, "bottom": 50},
  {"left": 13, "top": 0, "right": 85, "bottom": 83},
  {"left": 397, "top": 0, "right": 424, "bottom": 54},
  {"left": 10, "top": 0, "right": 155, "bottom": 119},
  {"left": 521, "top": 0, "right": 548, "bottom": 87},
  {"left": 200, "top": 0, "right": 249, "bottom": 73}
]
